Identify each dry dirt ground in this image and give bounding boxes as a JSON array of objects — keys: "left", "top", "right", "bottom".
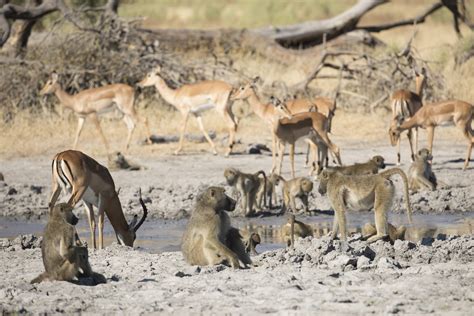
[{"left": 0, "top": 137, "right": 473, "bottom": 314}]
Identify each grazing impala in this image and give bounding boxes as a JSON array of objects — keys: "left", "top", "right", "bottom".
[
  {"left": 40, "top": 72, "right": 151, "bottom": 156},
  {"left": 389, "top": 68, "right": 426, "bottom": 164},
  {"left": 270, "top": 96, "right": 342, "bottom": 178},
  {"left": 138, "top": 66, "right": 237, "bottom": 156},
  {"left": 49, "top": 150, "right": 148, "bottom": 249},
  {"left": 230, "top": 77, "right": 336, "bottom": 173},
  {"left": 389, "top": 100, "right": 473, "bottom": 170}
]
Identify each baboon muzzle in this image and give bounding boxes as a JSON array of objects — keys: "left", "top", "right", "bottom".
[
  {"left": 71, "top": 214, "right": 79, "bottom": 226},
  {"left": 227, "top": 197, "right": 237, "bottom": 212}
]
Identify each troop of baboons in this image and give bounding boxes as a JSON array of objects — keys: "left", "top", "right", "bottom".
[{"left": 29, "top": 64, "right": 473, "bottom": 283}]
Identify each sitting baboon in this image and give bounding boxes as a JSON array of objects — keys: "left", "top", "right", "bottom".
[
  {"left": 280, "top": 176, "right": 313, "bottom": 213},
  {"left": 181, "top": 186, "right": 251, "bottom": 268},
  {"left": 31, "top": 203, "right": 92, "bottom": 283},
  {"left": 243, "top": 232, "right": 261, "bottom": 255},
  {"left": 408, "top": 148, "right": 437, "bottom": 191},
  {"left": 255, "top": 172, "right": 281, "bottom": 210},
  {"left": 281, "top": 217, "right": 314, "bottom": 246},
  {"left": 224, "top": 168, "right": 266, "bottom": 216},
  {"left": 326, "top": 155, "right": 386, "bottom": 176},
  {"left": 318, "top": 168, "right": 412, "bottom": 244},
  {"left": 108, "top": 151, "right": 142, "bottom": 171},
  {"left": 362, "top": 222, "right": 406, "bottom": 242}
]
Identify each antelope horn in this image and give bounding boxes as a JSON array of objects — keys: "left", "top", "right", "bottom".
[{"left": 134, "top": 187, "right": 148, "bottom": 232}]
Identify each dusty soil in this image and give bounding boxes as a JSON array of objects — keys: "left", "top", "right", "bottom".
[{"left": 0, "top": 138, "right": 472, "bottom": 314}]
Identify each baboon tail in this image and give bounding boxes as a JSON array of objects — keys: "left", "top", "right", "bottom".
[
  {"left": 31, "top": 272, "right": 49, "bottom": 284},
  {"left": 380, "top": 168, "right": 413, "bottom": 224},
  {"left": 289, "top": 214, "right": 295, "bottom": 248}
]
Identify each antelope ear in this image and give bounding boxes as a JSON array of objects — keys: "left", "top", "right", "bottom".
[
  {"left": 128, "top": 214, "right": 138, "bottom": 230},
  {"left": 154, "top": 65, "right": 161, "bottom": 74},
  {"left": 51, "top": 71, "right": 58, "bottom": 82}
]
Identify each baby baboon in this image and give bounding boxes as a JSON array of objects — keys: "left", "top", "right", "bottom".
[
  {"left": 408, "top": 148, "right": 437, "bottom": 191},
  {"left": 108, "top": 151, "right": 142, "bottom": 171},
  {"left": 281, "top": 216, "right": 314, "bottom": 246},
  {"left": 280, "top": 176, "right": 313, "bottom": 213},
  {"left": 318, "top": 168, "right": 412, "bottom": 243},
  {"left": 224, "top": 168, "right": 266, "bottom": 216},
  {"left": 255, "top": 172, "right": 281, "bottom": 210},
  {"left": 327, "top": 155, "right": 386, "bottom": 176},
  {"left": 362, "top": 222, "right": 406, "bottom": 242},
  {"left": 181, "top": 186, "right": 251, "bottom": 268},
  {"left": 244, "top": 232, "right": 261, "bottom": 255},
  {"left": 31, "top": 203, "right": 90, "bottom": 283}
]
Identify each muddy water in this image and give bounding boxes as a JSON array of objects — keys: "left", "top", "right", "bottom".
[{"left": 1, "top": 213, "right": 473, "bottom": 253}]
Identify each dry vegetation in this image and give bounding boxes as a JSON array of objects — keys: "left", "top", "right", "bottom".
[{"left": 0, "top": 0, "right": 473, "bottom": 159}]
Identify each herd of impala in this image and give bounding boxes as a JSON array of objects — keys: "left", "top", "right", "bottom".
[{"left": 37, "top": 64, "right": 473, "bottom": 250}]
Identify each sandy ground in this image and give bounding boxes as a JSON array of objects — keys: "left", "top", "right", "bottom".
[{"left": 0, "top": 138, "right": 473, "bottom": 314}]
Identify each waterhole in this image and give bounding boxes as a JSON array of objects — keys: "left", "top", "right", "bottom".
[{"left": 1, "top": 213, "right": 472, "bottom": 253}]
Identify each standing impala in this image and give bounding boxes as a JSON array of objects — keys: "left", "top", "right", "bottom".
[
  {"left": 138, "top": 66, "right": 237, "bottom": 156},
  {"left": 230, "top": 77, "right": 336, "bottom": 174},
  {"left": 389, "top": 99, "right": 473, "bottom": 170},
  {"left": 389, "top": 68, "right": 426, "bottom": 164},
  {"left": 270, "top": 96, "right": 342, "bottom": 178},
  {"left": 49, "top": 150, "right": 148, "bottom": 249},
  {"left": 40, "top": 72, "right": 151, "bottom": 156}
]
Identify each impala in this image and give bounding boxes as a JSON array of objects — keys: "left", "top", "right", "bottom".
[
  {"left": 230, "top": 77, "right": 336, "bottom": 173},
  {"left": 270, "top": 96, "right": 342, "bottom": 178},
  {"left": 49, "top": 150, "right": 148, "bottom": 249},
  {"left": 138, "top": 66, "right": 237, "bottom": 156},
  {"left": 40, "top": 72, "right": 151, "bottom": 156},
  {"left": 389, "top": 68, "right": 426, "bottom": 164},
  {"left": 389, "top": 100, "right": 473, "bottom": 170}
]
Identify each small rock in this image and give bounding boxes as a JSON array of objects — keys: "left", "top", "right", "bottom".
[
  {"left": 11, "top": 234, "right": 42, "bottom": 249},
  {"left": 175, "top": 271, "right": 191, "bottom": 278},
  {"left": 377, "top": 257, "right": 401, "bottom": 269},
  {"left": 7, "top": 187, "right": 17, "bottom": 195},
  {"left": 357, "top": 255, "right": 371, "bottom": 268},
  {"left": 420, "top": 237, "right": 434, "bottom": 246},
  {"left": 30, "top": 185, "right": 43, "bottom": 194},
  {"left": 328, "top": 254, "right": 357, "bottom": 269},
  {"left": 394, "top": 240, "right": 416, "bottom": 252}
]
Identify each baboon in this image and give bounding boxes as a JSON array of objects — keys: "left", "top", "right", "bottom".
[
  {"left": 255, "top": 172, "right": 281, "bottom": 210},
  {"left": 281, "top": 216, "right": 314, "bottom": 246},
  {"left": 31, "top": 203, "right": 91, "bottom": 283},
  {"left": 181, "top": 186, "right": 251, "bottom": 268},
  {"left": 326, "top": 155, "right": 386, "bottom": 176},
  {"left": 408, "top": 148, "right": 437, "bottom": 191},
  {"left": 224, "top": 168, "right": 266, "bottom": 216},
  {"left": 108, "top": 152, "right": 142, "bottom": 171},
  {"left": 362, "top": 222, "right": 406, "bottom": 242},
  {"left": 244, "top": 232, "right": 261, "bottom": 255},
  {"left": 280, "top": 176, "right": 314, "bottom": 213},
  {"left": 318, "top": 168, "right": 412, "bottom": 243}
]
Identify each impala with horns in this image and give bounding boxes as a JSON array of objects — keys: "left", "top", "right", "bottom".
[
  {"left": 389, "top": 68, "right": 426, "bottom": 164},
  {"left": 40, "top": 72, "right": 151, "bottom": 156},
  {"left": 49, "top": 150, "right": 148, "bottom": 249},
  {"left": 230, "top": 77, "right": 336, "bottom": 174},
  {"left": 269, "top": 96, "right": 342, "bottom": 178},
  {"left": 138, "top": 65, "right": 237, "bottom": 156},
  {"left": 389, "top": 99, "right": 473, "bottom": 170}
]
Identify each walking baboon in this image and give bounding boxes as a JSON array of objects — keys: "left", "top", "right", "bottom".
[
  {"left": 181, "top": 186, "right": 251, "bottom": 268},
  {"left": 326, "top": 155, "right": 386, "bottom": 176},
  {"left": 243, "top": 232, "right": 261, "bottom": 255},
  {"left": 280, "top": 176, "right": 313, "bottom": 213},
  {"left": 224, "top": 168, "right": 266, "bottom": 216},
  {"left": 255, "top": 172, "right": 281, "bottom": 210},
  {"left": 31, "top": 203, "right": 90, "bottom": 283},
  {"left": 362, "top": 222, "right": 406, "bottom": 242},
  {"left": 318, "top": 168, "right": 412, "bottom": 243},
  {"left": 408, "top": 148, "right": 437, "bottom": 191},
  {"left": 281, "top": 217, "right": 314, "bottom": 246}
]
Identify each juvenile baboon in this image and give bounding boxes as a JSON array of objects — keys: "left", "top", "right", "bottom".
[
  {"left": 181, "top": 186, "right": 251, "bottom": 268},
  {"left": 255, "top": 172, "right": 281, "bottom": 210},
  {"left": 244, "top": 232, "right": 261, "bottom": 255},
  {"left": 326, "top": 155, "right": 386, "bottom": 176},
  {"left": 318, "top": 168, "right": 412, "bottom": 243},
  {"left": 224, "top": 168, "right": 266, "bottom": 216},
  {"left": 281, "top": 216, "right": 314, "bottom": 246},
  {"left": 31, "top": 203, "right": 90, "bottom": 283},
  {"left": 408, "top": 148, "right": 437, "bottom": 191},
  {"left": 108, "top": 151, "right": 142, "bottom": 171},
  {"left": 280, "top": 176, "right": 314, "bottom": 213},
  {"left": 362, "top": 222, "right": 406, "bottom": 242}
]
